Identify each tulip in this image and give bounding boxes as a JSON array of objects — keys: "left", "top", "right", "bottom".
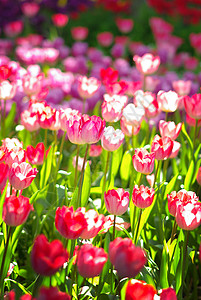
[
  {"left": 71, "top": 26, "right": 89, "bottom": 40},
  {"left": 38, "top": 286, "right": 71, "bottom": 300},
  {"left": 77, "top": 244, "right": 107, "bottom": 278},
  {"left": 125, "top": 279, "right": 157, "bottom": 300},
  {"left": 159, "top": 287, "right": 177, "bottom": 300},
  {"left": 31, "top": 234, "right": 69, "bottom": 276},
  {"left": 9, "top": 162, "right": 38, "bottom": 190},
  {"left": 5, "top": 148, "right": 27, "bottom": 168},
  {"left": 2, "top": 138, "right": 23, "bottom": 152},
  {"left": 89, "top": 145, "right": 102, "bottom": 157},
  {"left": 159, "top": 120, "right": 182, "bottom": 140},
  {"left": 55, "top": 206, "right": 88, "bottom": 239},
  {"left": 157, "top": 90, "right": 179, "bottom": 112},
  {"left": 132, "top": 148, "right": 155, "bottom": 175},
  {"left": 26, "top": 143, "right": 47, "bottom": 165},
  {"left": 120, "top": 116, "right": 141, "bottom": 137},
  {"left": 59, "top": 108, "right": 81, "bottom": 132},
  {"left": 151, "top": 135, "right": 173, "bottom": 160},
  {"left": 52, "top": 14, "right": 69, "bottom": 27},
  {"left": 176, "top": 200, "right": 201, "bottom": 230},
  {"left": 109, "top": 237, "right": 147, "bottom": 278},
  {"left": 22, "top": 73, "right": 43, "bottom": 97},
  {"left": 101, "top": 94, "right": 127, "bottom": 122},
  {"left": 78, "top": 207, "right": 105, "bottom": 239},
  {"left": 21, "top": 2, "right": 40, "bottom": 17},
  {"left": 132, "top": 185, "right": 155, "bottom": 209},
  {"left": 4, "top": 20, "right": 23, "bottom": 37},
  {"left": 123, "top": 103, "right": 145, "bottom": 127},
  {"left": 183, "top": 93, "right": 201, "bottom": 119},
  {"left": 100, "top": 67, "right": 119, "bottom": 86},
  {"left": 101, "top": 126, "right": 124, "bottom": 152},
  {"left": 116, "top": 17, "right": 134, "bottom": 33},
  {"left": 104, "top": 188, "right": 129, "bottom": 215},
  {"left": 3, "top": 195, "right": 33, "bottom": 227},
  {"left": 21, "top": 110, "right": 40, "bottom": 132},
  {"left": 77, "top": 76, "right": 100, "bottom": 99},
  {"left": 0, "top": 80, "right": 16, "bottom": 100},
  {"left": 66, "top": 113, "right": 84, "bottom": 144},
  {"left": 97, "top": 32, "right": 113, "bottom": 47},
  {"left": 172, "top": 80, "right": 191, "bottom": 96},
  {"left": 169, "top": 141, "right": 181, "bottom": 159},
  {"left": 81, "top": 115, "right": 105, "bottom": 144},
  {"left": 133, "top": 53, "right": 160, "bottom": 75},
  {"left": 0, "top": 163, "right": 9, "bottom": 190}
]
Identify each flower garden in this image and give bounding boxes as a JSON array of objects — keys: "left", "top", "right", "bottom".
[{"left": 0, "top": 0, "right": 201, "bottom": 299}]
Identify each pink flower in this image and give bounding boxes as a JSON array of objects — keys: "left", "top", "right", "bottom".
[
  {"left": 52, "top": 14, "right": 69, "bottom": 27},
  {"left": 89, "top": 145, "right": 102, "bottom": 157},
  {"left": 100, "top": 67, "right": 119, "bottom": 86},
  {"left": 9, "top": 162, "right": 38, "bottom": 190},
  {"left": 97, "top": 32, "right": 113, "bottom": 47},
  {"left": 184, "top": 94, "right": 201, "bottom": 119},
  {"left": 2, "top": 138, "right": 23, "bottom": 152},
  {"left": 172, "top": 80, "right": 192, "bottom": 96},
  {"left": 38, "top": 286, "right": 71, "bottom": 300},
  {"left": 77, "top": 244, "right": 107, "bottom": 278},
  {"left": 123, "top": 103, "right": 145, "bottom": 126},
  {"left": 167, "top": 189, "right": 199, "bottom": 217},
  {"left": 132, "top": 185, "right": 155, "bottom": 209},
  {"left": 55, "top": 206, "right": 88, "bottom": 239},
  {"left": 126, "top": 279, "right": 157, "bottom": 300},
  {"left": 37, "top": 103, "right": 57, "bottom": 130},
  {"left": 151, "top": 135, "right": 173, "bottom": 160},
  {"left": 66, "top": 112, "right": 84, "bottom": 144},
  {"left": 31, "top": 234, "right": 68, "bottom": 276},
  {"left": 71, "top": 26, "right": 88, "bottom": 40},
  {"left": 4, "top": 20, "right": 23, "bottom": 37},
  {"left": 102, "top": 215, "right": 130, "bottom": 233},
  {"left": 159, "top": 120, "right": 182, "bottom": 140},
  {"left": 109, "top": 237, "right": 147, "bottom": 278},
  {"left": 81, "top": 115, "right": 106, "bottom": 144},
  {"left": 0, "top": 162, "right": 9, "bottom": 190},
  {"left": 59, "top": 108, "right": 81, "bottom": 132},
  {"left": 197, "top": 167, "right": 201, "bottom": 185},
  {"left": 5, "top": 148, "right": 26, "bottom": 168},
  {"left": 104, "top": 188, "right": 129, "bottom": 215},
  {"left": 78, "top": 208, "right": 105, "bottom": 239},
  {"left": 120, "top": 116, "right": 141, "bottom": 137},
  {"left": 21, "top": 110, "right": 40, "bottom": 132},
  {"left": 176, "top": 200, "right": 201, "bottom": 230},
  {"left": 133, "top": 53, "right": 160, "bottom": 75},
  {"left": 22, "top": 73, "right": 44, "bottom": 97},
  {"left": 169, "top": 141, "right": 181, "bottom": 159},
  {"left": 3, "top": 195, "right": 33, "bottom": 226},
  {"left": 72, "top": 156, "right": 91, "bottom": 172},
  {"left": 157, "top": 90, "right": 179, "bottom": 112},
  {"left": 102, "top": 94, "right": 127, "bottom": 122},
  {"left": 132, "top": 148, "right": 155, "bottom": 175},
  {"left": 21, "top": 2, "right": 40, "bottom": 17},
  {"left": 0, "top": 80, "right": 16, "bottom": 100},
  {"left": 116, "top": 17, "right": 134, "bottom": 33},
  {"left": 26, "top": 143, "right": 48, "bottom": 165},
  {"left": 78, "top": 76, "right": 100, "bottom": 99},
  {"left": 101, "top": 126, "right": 124, "bottom": 151}
]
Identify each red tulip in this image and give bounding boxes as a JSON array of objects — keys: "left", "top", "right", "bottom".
[
  {"left": 31, "top": 234, "right": 68, "bottom": 276},
  {"left": 197, "top": 167, "right": 201, "bottom": 185},
  {"left": 55, "top": 206, "right": 88, "bottom": 239},
  {"left": 52, "top": 14, "right": 69, "bottom": 28},
  {"left": 0, "top": 162, "right": 9, "bottom": 190},
  {"left": 126, "top": 279, "right": 157, "bottom": 300},
  {"left": 9, "top": 162, "right": 38, "bottom": 190},
  {"left": 77, "top": 244, "right": 107, "bottom": 278},
  {"left": 132, "top": 185, "right": 155, "bottom": 209},
  {"left": 159, "top": 287, "right": 177, "bottom": 300},
  {"left": 3, "top": 195, "right": 33, "bottom": 226},
  {"left": 38, "top": 286, "right": 71, "bottom": 300},
  {"left": 109, "top": 237, "right": 147, "bottom": 278},
  {"left": 184, "top": 93, "right": 201, "bottom": 119},
  {"left": 26, "top": 143, "right": 46, "bottom": 165}
]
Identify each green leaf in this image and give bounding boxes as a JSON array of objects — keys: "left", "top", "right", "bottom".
[
  {"left": 174, "top": 230, "right": 185, "bottom": 294},
  {"left": 81, "top": 162, "right": 91, "bottom": 207},
  {"left": 181, "top": 123, "right": 193, "bottom": 153},
  {"left": 120, "top": 151, "right": 132, "bottom": 182},
  {"left": 163, "top": 174, "right": 178, "bottom": 200},
  {"left": 39, "top": 146, "right": 54, "bottom": 189},
  {"left": 90, "top": 187, "right": 102, "bottom": 194},
  {"left": 160, "top": 243, "right": 169, "bottom": 288},
  {"left": 111, "top": 145, "right": 123, "bottom": 177},
  {"left": 184, "top": 160, "right": 195, "bottom": 190},
  {"left": 69, "top": 187, "right": 79, "bottom": 210},
  {"left": 5, "top": 103, "right": 16, "bottom": 137}
]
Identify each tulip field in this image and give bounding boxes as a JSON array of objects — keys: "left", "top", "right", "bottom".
[{"left": 0, "top": 0, "right": 201, "bottom": 299}]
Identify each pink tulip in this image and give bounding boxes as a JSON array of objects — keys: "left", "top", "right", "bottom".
[
  {"left": 97, "top": 32, "right": 113, "bottom": 47},
  {"left": 22, "top": 73, "right": 44, "bottom": 97},
  {"left": 102, "top": 215, "right": 130, "bottom": 233},
  {"left": 109, "top": 237, "right": 147, "bottom": 278},
  {"left": 132, "top": 185, "right": 155, "bottom": 209},
  {"left": 81, "top": 115, "right": 105, "bottom": 144},
  {"left": 5, "top": 148, "right": 26, "bottom": 168},
  {"left": 101, "top": 126, "right": 124, "bottom": 151},
  {"left": 78, "top": 76, "right": 100, "bottom": 99},
  {"left": 169, "top": 141, "right": 181, "bottom": 159},
  {"left": 21, "top": 110, "right": 40, "bottom": 132},
  {"left": 0, "top": 80, "right": 16, "bottom": 100},
  {"left": 21, "top": 2, "right": 40, "bottom": 17},
  {"left": 52, "top": 14, "right": 69, "bottom": 27},
  {"left": 2, "top": 138, "right": 23, "bottom": 152},
  {"left": 176, "top": 200, "right": 201, "bottom": 230},
  {"left": 89, "top": 145, "right": 102, "bottom": 157},
  {"left": 102, "top": 94, "right": 127, "bottom": 122},
  {"left": 71, "top": 26, "right": 88, "bottom": 41},
  {"left": 4, "top": 20, "right": 23, "bottom": 37},
  {"left": 132, "top": 148, "right": 155, "bottom": 175},
  {"left": 55, "top": 206, "right": 88, "bottom": 239},
  {"left": 151, "top": 135, "right": 173, "bottom": 160},
  {"left": 27, "top": 143, "right": 47, "bottom": 165},
  {"left": 116, "top": 17, "right": 134, "bottom": 33},
  {"left": 184, "top": 94, "right": 201, "bottom": 119},
  {"left": 133, "top": 53, "right": 160, "bottom": 75},
  {"left": 9, "top": 162, "right": 38, "bottom": 190},
  {"left": 104, "top": 188, "right": 129, "bottom": 215},
  {"left": 123, "top": 103, "right": 145, "bottom": 126},
  {"left": 159, "top": 120, "right": 182, "bottom": 140},
  {"left": 159, "top": 287, "right": 177, "bottom": 300},
  {"left": 120, "top": 116, "right": 141, "bottom": 137},
  {"left": 172, "top": 80, "right": 191, "bottom": 96},
  {"left": 0, "top": 162, "right": 9, "bottom": 190},
  {"left": 157, "top": 90, "right": 179, "bottom": 112},
  {"left": 66, "top": 112, "right": 84, "bottom": 144},
  {"left": 3, "top": 195, "right": 33, "bottom": 226},
  {"left": 59, "top": 108, "right": 81, "bottom": 132},
  {"left": 77, "top": 244, "right": 107, "bottom": 278}
]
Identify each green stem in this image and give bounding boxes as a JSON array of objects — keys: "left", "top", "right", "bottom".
[
  {"left": 132, "top": 205, "right": 137, "bottom": 242},
  {"left": 54, "top": 131, "right": 66, "bottom": 186},
  {"left": 77, "top": 144, "right": 89, "bottom": 208},
  {"left": 113, "top": 215, "right": 116, "bottom": 240},
  {"left": 101, "top": 151, "right": 111, "bottom": 211},
  {"left": 0, "top": 226, "right": 12, "bottom": 298},
  {"left": 153, "top": 160, "right": 162, "bottom": 188},
  {"left": 192, "top": 119, "right": 198, "bottom": 154},
  {"left": 165, "top": 112, "right": 168, "bottom": 122},
  {"left": 44, "top": 129, "right": 48, "bottom": 152},
  {"left": 163, "top": 159, "right": 169, "bottom": 182},
  {"left": 74, "top": 145, "right": 80, "bottom": 190},
  {"left": 32, "top": 275, "right": 44, "bottom": 299},
  {"left": 134, "top": 209, "right": 142, "bottom": 244},
  {"left": 178, "top": 230, "right": 190, "bottom": 299}
]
